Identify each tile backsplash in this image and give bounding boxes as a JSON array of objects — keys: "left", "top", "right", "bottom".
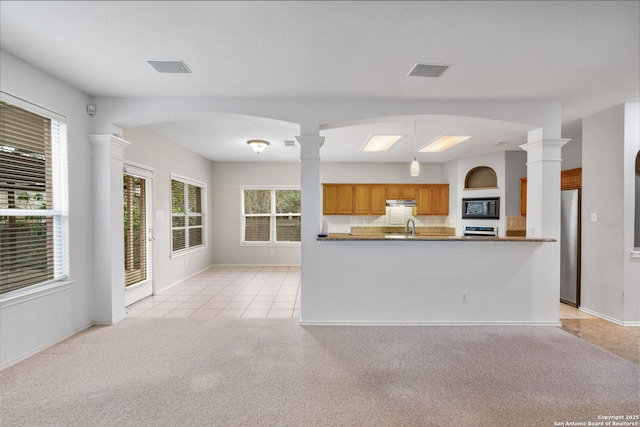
[
  {"left": 506, "top": 215, "right": 526, "bottom": 236},
  {"left": 324, "top": 207, "right": 454, "bottom": 233}
]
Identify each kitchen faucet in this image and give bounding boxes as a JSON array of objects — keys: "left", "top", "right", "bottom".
[{"left": 405, "top": 219, "right": 415, "bottom": 236}]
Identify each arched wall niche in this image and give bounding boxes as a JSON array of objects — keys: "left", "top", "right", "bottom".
[{"left": 465, "top": 166, "right": 498, "bottom": 189}]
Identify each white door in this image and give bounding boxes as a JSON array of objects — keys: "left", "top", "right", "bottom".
[{"left": 123, "top": 164, "right": 154, "bottom": 307}]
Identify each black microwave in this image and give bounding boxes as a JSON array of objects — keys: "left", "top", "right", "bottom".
[{"left": 462, "top": 197, "right": 500, "bottom": 219}]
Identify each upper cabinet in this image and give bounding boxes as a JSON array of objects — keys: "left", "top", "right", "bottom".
[
  {"left": 560, "top": 168, "right": 582, "bottom": 190},
  {"left": 323, "top": 184, "right": 353, "bottom": 215},
  {"left": 416, "top": 184, "right": 449, "bottom": 215},
  {"left": 353, "top": 185, "right": 371, "bottom": 215},
  {"left": 386, "top": 185, "right": 416, "bottom": 199},
  {"left": 370, "top": 185, "right": 387, "bottom": 215},
  {"left": 323, "top": 183, "right": 448, "bottom": 216}
]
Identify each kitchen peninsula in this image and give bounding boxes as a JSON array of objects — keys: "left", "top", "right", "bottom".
[{"left": 304, "top": 234, "right": 558, "bottom": 325}]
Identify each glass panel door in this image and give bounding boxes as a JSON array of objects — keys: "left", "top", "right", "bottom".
[{"left": 124, "top": 170, "right": 153, "bottom": 306}]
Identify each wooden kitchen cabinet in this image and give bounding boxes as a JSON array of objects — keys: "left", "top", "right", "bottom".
[
  {"left": 353, "top": 185, "right": 371, "bottom": 215},
  {"left": 432, "top": 184, "right": 449, "bottom": 215},
  {"left": 385, "top": 185, "right": 402, "bottom": 199},
  {"left": 323, "top": 184, "right": 353, "bottom": 215},
  {"left": 560, "top": 168, "right": 582, "bottom": 190},
  {"left": 370, "top": 185, "right": 387, "bottom": 215},
  {"left": 520, "top": 178, "right": 527, "bottom": 216},
  {"left": 385, "top": 185, "right": 415, "bottom": 199},
  {"left": 323, "top": 183, "right": 447, "bottom": 215},
  {"left": 416, "top": 184, "right": 449, "bottom": 215},
  {"left": 353, "top": 185, "right": 386, "bottom": 215}
]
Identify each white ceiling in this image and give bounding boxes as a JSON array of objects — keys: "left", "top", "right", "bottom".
[{"left": 1, "top": 1, "right": 638, "bottom": 163}]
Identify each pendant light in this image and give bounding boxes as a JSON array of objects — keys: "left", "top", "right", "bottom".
[{"left": 410, "top": 121, "right": 420, "bottom": 177}]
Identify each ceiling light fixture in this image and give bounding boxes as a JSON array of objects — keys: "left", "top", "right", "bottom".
[
  {"left": 420, "top": 135, "right": 471, "bottom": 153},
  {"left": 410, "top": 121, "right": 420, "bottom": 177},
  {"left": 361, "top": 134, "right": 405, "bottom": 152},
  {"left": 247, "top": 139, "right": 270, "bottom": 154}
]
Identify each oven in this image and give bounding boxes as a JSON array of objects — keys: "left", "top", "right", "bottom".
[{"left": 463, "top": 226, "right": 498, "bottom": 237}]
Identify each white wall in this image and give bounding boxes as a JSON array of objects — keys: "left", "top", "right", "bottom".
[
  {"left": 320, "top": 162, "right": 445, "bottom": 183},
  {"left": 123, "top": 127, "right": 216, "bottom": 293},
  {"left": 582, "top": 103, "right": 640, "bottom": 325},
  {"left": 623, "top": 104, "right": 640, "bottom": 323},
  {"left": 504, "top": 151, "right": 527, "bottom": 216},
  {"left": 0, "top": 50, "right": 94, "bottom": 368},
  {"left": 210, "top": 162, "right": 301, "bottom": 266},
  {"left": 562, "top": 137, "right": 582, "bottom": 170}
]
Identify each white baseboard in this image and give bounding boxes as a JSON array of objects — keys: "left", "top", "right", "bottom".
[
  {"left": 577, "top": 307, "right": 639, "bottom": 326},
  {"left": 211, "top": 263, "right": 301, "bottom": 267},
  {"left": 299, "top": 321, "right": 562, "bottom": 327}
]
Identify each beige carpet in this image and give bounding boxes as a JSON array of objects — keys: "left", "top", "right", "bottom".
[{"left": 1, "top": 319, "right": 638, "bottom": 427}]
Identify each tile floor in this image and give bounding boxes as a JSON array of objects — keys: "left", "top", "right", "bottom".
[
  {"left": 126, "top": 266, "right": 301, "bottom": 319},
  {"left": 560, "top": 303, "right": 640, "bottom": 364},
  {"left": 127, "top": 266, "right": 639, "bottom": 364}
]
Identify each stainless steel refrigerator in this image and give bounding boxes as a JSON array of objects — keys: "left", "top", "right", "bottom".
[{"left": 560, "top": 189, "right": 581, "bottom": 306}]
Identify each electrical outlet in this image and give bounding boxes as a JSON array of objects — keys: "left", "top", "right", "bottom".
[
  {"left": 270, "top": 250, "right": 275, "bottom": 256},
  {"left": 461, "top": 291, "right": 469, "bottom": 303}
]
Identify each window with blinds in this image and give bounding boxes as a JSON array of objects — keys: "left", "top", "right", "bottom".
[
  {"left": 242, "top": 188, "right": 301, "bottom": 243},
  {"left": 0, "top": 98, "right": 68, "bottom": 294},
  {"left": 171, "top": 175, "right": 205, "bottom": 254}
]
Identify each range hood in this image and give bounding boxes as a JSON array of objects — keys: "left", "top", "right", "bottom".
[{"left": 386, "top": 199, "right": 416, "bottom": 207}]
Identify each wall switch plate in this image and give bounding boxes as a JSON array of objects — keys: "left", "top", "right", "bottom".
[{"left": 590, "top": 212, "right": 598, "bottom": 222}]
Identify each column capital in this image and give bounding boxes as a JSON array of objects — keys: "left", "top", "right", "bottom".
[
  {"left": 89, "top": 135, "right": 131, "bottom": 160},
  {"left": 296, "top": 136, "right": 325, "bottom": 160},
  {"left": 519, "top": 139, "right": 571, "bottom": 165},
  {"left": 88, "top": 134, "right": 132, "bottom": 148}
]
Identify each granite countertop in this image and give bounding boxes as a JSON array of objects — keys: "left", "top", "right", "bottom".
[{"left": 317, "top": 233, "right": 554, "bottom": 242}]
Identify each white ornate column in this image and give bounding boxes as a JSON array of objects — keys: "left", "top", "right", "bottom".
[
  {"left": 520, "top": 139, "right": 570, "bottom": 239},
  {"left": 89, "top": 135, "right": 130, "bottom": 325},
  {"left": 296, "top": 135, "right": 324, "bottom": 322}
]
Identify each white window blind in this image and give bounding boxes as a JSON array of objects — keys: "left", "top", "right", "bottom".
[
  {"left": 0, "top": 96, "right": 69, "bottom": 294},
  {"left": 171, "top": 175, "right": 205, "bottom": 255},
  {"left": 242, "top": 188, "right": 301, "bottom": 243}
]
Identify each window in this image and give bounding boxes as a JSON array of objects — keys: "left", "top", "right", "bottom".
[
  {"left": 242, "top": 188, "right": 301, "bottom": 243},
  {"left": 0, "top": 95, "right": 68, "bottom": 295},
  {"left": 171, "top": 175, "right": 205, "bottom": 254}
]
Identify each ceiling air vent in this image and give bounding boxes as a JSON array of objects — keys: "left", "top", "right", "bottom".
[
  {"left": 283, "top": 140, "right": 297, "bottom": 147},
  {"left": 146, "top": 60, "right": 192, "bottom": 74},
  {"left": 408, "top": 63, "right": 449, "bottom": 78}
]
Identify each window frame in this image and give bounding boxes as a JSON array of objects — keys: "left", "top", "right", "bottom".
[
  {"left": 0, "top": 92, "right": 69, "bottom": 297},
  {"left": 170, "top": 173, "right": 207, "bottom": 258},
  {"left": 241, "top": 186, "right": 301, "bottom": 246}
]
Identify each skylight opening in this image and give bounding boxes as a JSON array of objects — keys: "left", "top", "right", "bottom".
[{"left": 361, "top": 134, "right": 405, "bottom": 152}]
